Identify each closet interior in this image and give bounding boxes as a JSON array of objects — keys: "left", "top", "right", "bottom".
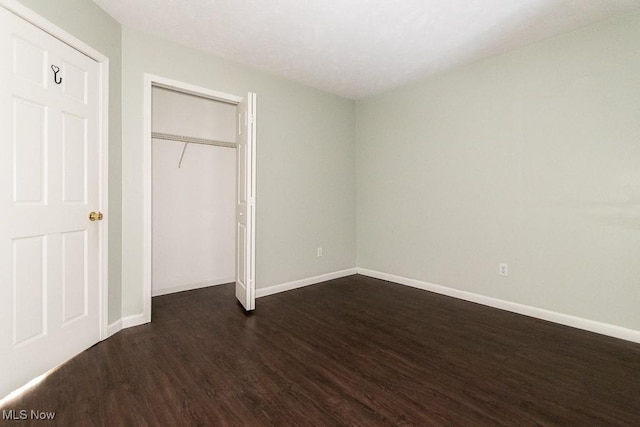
[{"left": 151, "top": 86, "right": 237, "bottom": 296}]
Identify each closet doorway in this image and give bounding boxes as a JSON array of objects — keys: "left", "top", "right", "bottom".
[
  {"left": 142, "top": 75, "right": 256, "bottom": 321},
  {"left": 152, "top": 86, "right": 236, "bottom": 295}
]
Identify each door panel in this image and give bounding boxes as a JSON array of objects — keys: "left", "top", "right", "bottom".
[
  {"left": 61, "top": 230, "right": 88, "bottom": 325},
  {"left": 61, "top": 60, "right": 88, "bottom": 103},
  {"left": 0, "top": 7, "right": 102, "bottom": 399},
  {"left": 13, "top": 36, "right": 46, "bottom": 86},
  {"left": 235, "top": 93, "right": 256, "bottom": 311},
  {"left": 12, "top": 235, "right": 46, "bottom": 346},
  {"left": 62, "top": 112, "right": 87, "bottom": 203},
  {"left": 13, "top": 97, "right": 46, "bottom": 203}
]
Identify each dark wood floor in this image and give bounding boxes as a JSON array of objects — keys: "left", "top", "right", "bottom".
[{"left": 2, "top": 275, "right": 640, "bottom": 426}]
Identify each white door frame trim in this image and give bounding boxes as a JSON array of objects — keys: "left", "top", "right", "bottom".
[
  {"left": 142, "top": 74, "right": 242, "bottom": 322},
  {"left": 0, "top": 0, "right": 110, "bottom": 340}
]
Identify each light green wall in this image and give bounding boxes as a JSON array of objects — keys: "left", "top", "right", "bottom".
[
  {"left": 356, "top": 12, "right": 640, "bottom": 331},
  {"left": 121, "top": 28, "right": 356, "bottom": 316},
  {"left": 16, "top": 0, "right": 123, "bottom": 323}
]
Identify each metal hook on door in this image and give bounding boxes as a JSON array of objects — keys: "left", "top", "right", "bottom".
[{"left": 51, "top": 64, "right": 62, "bottom": 84}]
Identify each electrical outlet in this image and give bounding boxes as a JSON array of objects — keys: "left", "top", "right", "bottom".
[
  {"left": 499, "top": 263, "right": 508, "bottom": 276},
  {"left": 317, "top": 247, "right": 323, "bottom": 257}
]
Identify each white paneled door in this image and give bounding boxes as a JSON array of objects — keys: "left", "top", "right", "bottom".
[
  {"left": 0, "top": 7, "right": 103, "bottom": 398},
  {"left": 235, "top": 93, "right": 256, "bottom": 311}
]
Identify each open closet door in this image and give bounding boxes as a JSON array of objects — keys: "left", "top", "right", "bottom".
[{"left": 235, "top": 93, "right": 256, "bottom": 311}]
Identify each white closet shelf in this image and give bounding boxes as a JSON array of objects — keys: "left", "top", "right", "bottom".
[
  {"left": 152, "top": 132, "right": 236, "bottom": 149},
  {"left": 152, "top": 132, "right": 236, "bottom": 168}
]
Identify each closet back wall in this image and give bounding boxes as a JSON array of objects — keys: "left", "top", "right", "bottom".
[{"left": 152, "top": 87, "right": 236, "bottom": 296}]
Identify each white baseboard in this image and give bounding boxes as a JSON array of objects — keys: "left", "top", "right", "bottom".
[
  {"left": 256, "top": 268, "right": 357, "bottom": 298},
  {"left": 152, "top": 277, "right": 234, "bottom": 297},
  {"left": 357, "top": 268, "right": 640, "bottom": 344},
  {"left": 122, "top": 313, "right": 147, "bottom": 329},
  {"left": 107, "top": 313, "right": 149, "bottom": 337},
  {"left": 106, "top": 319, "right": 122, "bottom": 338}
]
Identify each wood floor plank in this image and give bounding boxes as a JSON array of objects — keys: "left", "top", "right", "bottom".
[{"left": 2, "top": 275, "right": 640, "bottom": 425}]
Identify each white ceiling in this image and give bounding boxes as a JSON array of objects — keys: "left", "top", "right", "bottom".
[{"left": 92, "top": 0, "right": 640, "bottom": 99}]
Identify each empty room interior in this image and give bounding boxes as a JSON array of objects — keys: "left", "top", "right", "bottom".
[{"left": 1, "top": 0, "right": 640, "bottom": 424}]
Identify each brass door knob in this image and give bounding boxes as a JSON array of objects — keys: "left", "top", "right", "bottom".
[{"left": 89, "top": 211, "right": 103, "bottom": 222}]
